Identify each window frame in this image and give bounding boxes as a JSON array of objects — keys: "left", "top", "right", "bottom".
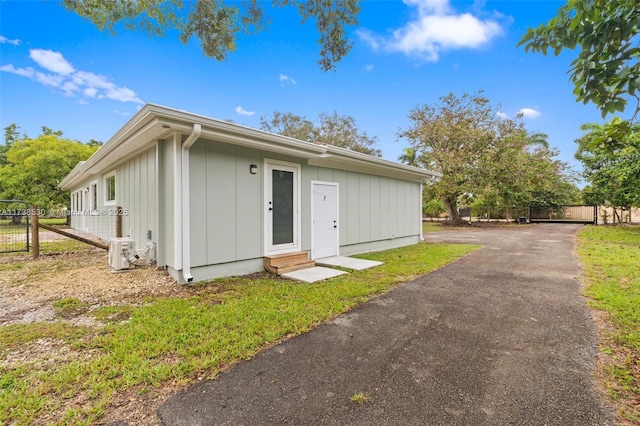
[
  {"left": 89, "top": 180, "right": 98, "bottom": 214},
  {"left": 104, "top": 171, "right": 116, "bottom": 206}
]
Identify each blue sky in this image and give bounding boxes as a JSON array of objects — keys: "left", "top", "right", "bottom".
[{"left": 1, "top": 0, "right": 606, "bottom": 175}]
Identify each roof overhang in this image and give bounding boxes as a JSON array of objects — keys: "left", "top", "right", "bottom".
[{"left": 59, "top": 103, "right": 440, "bottom": 189}]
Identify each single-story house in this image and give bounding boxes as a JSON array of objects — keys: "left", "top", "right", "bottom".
[{"left": 60, "top": 104, "right": 440, "bottom": 283}]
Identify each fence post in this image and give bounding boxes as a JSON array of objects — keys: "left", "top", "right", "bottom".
[
  {"left": 31, "top": 206, "right": 39, "bottom": 259},
  {"left": 116, "top": 205, "right": 123, "bottom": 238}
]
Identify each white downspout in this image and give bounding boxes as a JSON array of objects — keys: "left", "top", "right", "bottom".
[
  {"left": 181, "top": 123, "right": 202, "bottom": 283},
  {"left": 173, "top": 135, "right": 182, "bottom": 272},
  {"left": 419, "top": 182, "right": 424, "bottom": 241}
]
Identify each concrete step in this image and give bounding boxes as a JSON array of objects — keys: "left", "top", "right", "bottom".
[{"left": 274, "top": 260, "right": 316, "bottom": 275}]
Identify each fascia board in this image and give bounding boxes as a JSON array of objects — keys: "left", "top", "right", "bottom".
[
  {"left": 307, "top": 156, "right": 432, "bottom": 182},
  {"left": 60, "top": 102, "right": 442, "bottom": 190}
]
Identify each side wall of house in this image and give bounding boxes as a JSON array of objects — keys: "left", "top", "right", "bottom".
[
  {"left": 302, "top": 167, "right": 421, "bottom": 256},
  {"left": 69, "top": 147, "right": 158, "bottom": 252},
  {"left": 117, "top": 148, "right": 158, "bottom": 251},
  {"left": 186, "top": 138, "right": 421, "bottom": 281},
  {"left": 69, "top": 177, "right": 117, "bottom": 241}
]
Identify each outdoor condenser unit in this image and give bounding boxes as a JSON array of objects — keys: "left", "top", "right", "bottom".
[{"left": 108, "top": 237, "right": 136, "bottom": 271}]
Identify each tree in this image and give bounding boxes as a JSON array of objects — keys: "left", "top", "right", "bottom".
[
  {"left": 518, "top": 0, "right": 640, "bottom": 119},
  {"left": 63, "top": 0, "right": 360, "bottom": 72},
  {"left": 575, "top": 119, "right": 640, "bottom": 220},
  {"left": 0, "top": 131, "right": 99, "bottom": 210},
  {"left": 260, "top": 112, "right": 315, "bottom": 141},
  {"left": 398, "top": 92, "right": 509, "bottom": 223},
  {"left": 423, "top": 198, "right": 446, "bottom": 218},
  {"left": 398, "top": 92, "right": 577, "bottom": 223},
  {"left": 260, "top": 110, "right": 381, "bottom": 156},
  {"left": 526, "top": 132, "right": 550, "bottom": 149},
  {"left": 1, "top": 124, "right": 23, "bottom": 166},
  {"left": 41, "top": 126, "right": 64, "bottom": 137},
  {"left": 397, "top": 147, "right": 418, "bottom": 166}
]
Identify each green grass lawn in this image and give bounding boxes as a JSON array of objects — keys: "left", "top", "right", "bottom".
[
  {"left": 422, "top": 221, "right": 443, "bottom": 233},
  {"left": 577, "top": 225, "right": 640, "bottom": 424},
  {"left": 0, "top": 242, "right": 477, "bottom": 425},
  {"left": 0, "top": 217, "right": 67, "bottom": 227}
]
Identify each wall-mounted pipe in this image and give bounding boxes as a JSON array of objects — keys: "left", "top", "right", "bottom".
[{"left": 180, "top": 123, "right": 201, "bottom": 283}]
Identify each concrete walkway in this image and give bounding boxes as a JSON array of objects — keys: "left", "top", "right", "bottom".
[{"left": 158, "top": 224, "right": 615, "bottom": 425}]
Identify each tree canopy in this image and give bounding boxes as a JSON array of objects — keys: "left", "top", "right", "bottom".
[
  {"left": 0, "top": 128, "right": 99, "bottom": 209},
  {"left": 63, "top": 0, "right": 360, "bottom": 71},
  {"left": 575, "top": 119, "right": 640, "bottom": 215},
  {"left": 398, "top": 92, "right": 577, "bottom": 223},
  {"left": 519, "top": 0, "right": 640, "bottom": 119},
  {"left": 260, "top": 110, "right": 381, "bottom": 156},
  {"left": 1, "top": 124, "right": 22, "bottom": 166}
]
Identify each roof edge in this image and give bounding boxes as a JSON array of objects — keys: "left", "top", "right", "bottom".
[{"left": 60, "top": 103, "right": 441, "bottom": 188}]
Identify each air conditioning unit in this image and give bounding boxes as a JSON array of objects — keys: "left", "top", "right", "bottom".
[{"left": 108, "top": 237, "right": 136, "bottom": 271}]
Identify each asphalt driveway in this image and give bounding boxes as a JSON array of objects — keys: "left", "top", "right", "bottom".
[{"left": 158, "top": 224, "right": 615, "bottom": 425}]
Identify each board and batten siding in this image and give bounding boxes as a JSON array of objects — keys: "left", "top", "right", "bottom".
[
  {"left": 187, "top": 138, "right": 421, "bottom": 269},
  {"left": 301, "top": 166, "right": 421, "bottom": 254},
  {"left": 188, "top": 139, "right": 262, "bottom": 268},
  {"left": 116, "top": 148, "right": 157, "bottom": 251},
  {"left": 69, "top": 180, "right": 118, "bottom": 241}
]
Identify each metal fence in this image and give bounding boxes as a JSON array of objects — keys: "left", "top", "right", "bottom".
[
  {"left": 529, "top": 205, "right": 597, "bottom": 224},
  {"left": 0, "top": 200, "right": 30, "bottom": 253}
]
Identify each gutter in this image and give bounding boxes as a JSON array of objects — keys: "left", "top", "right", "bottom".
[
  {"left": 180, "top": 123, "right": 202, "bottom": 283},
  {"left": 419, "top": 182, "right": 424, "bottom": 241}
]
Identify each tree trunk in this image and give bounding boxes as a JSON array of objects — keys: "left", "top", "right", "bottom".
[
  {"left": 11, "top": 214, "right": 22, "bottom": 225},
  {"left": 613, "top": 208, "right": 621, "bottom": 224},
  {"left": 506, "top": 209, "right": 513, "bottom": 221},
  {"left": 441, "top": 196, "right": 463, "bottom": 224}
]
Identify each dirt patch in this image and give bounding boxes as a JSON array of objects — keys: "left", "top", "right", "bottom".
[
  {"left": 99, "top": 383, "right": 190, "bottom": 426},
  {"left": 0, "top": 249, "right": 186, "bottom": 325},
  {"left": 1, "top": 249, "right": 191, "bottom": 425},
  {"left": 1, "top": 337, "right": 95, "bottom": 370}
]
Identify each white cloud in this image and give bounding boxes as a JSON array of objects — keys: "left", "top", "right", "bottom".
[
  {"left": 84, "top": 87, "right": 98, "bottom": 98},
  {"left": 29, "top": 49, "right": 74, "bottom": 75},
  {"left": 235, "top": 106, "right": 255, "bottom": 116},
  {"left": 78, "top": 99, "right": 88, "bottom": 105},
  {"left": 518, "top": 108, "right": 541, "bottom": 119},
  {"left": 115, "top": 110, "right": 132, "bottom": 117},
  {"left": 355, "top": 29, "right": 383, "bottom": 51},
  {"left": 358, "top": 0, "right": 505, "bottom": 62},
  {"left": 364, "top": 64, "right": 374, "bottom": 72},
  {"left": 0, "top": 49, "right": 143, "bottom": 104},
  {"left": 32, "top": 71, "right": 64, "bottom": 88},
  {"left": 496, "top": 111, "right": 509, "bottom": 119},
  {"left": 0, "top": 35, "right": 21, "bottom": 45},
  {"left": 0, "top": 64, "right": 34, "bottom": 78},
  {"left": 279, "top": 74, "right": 297, "bottom": 85}
]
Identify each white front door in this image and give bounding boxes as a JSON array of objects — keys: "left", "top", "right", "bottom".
[
  {"left": 312, "top": 182, "right": 338, "bottom": 259},
  {"left": 265, "top": 160, "right": 301, "bottom": 255}
]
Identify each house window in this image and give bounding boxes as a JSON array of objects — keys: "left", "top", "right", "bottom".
[
  {"left": 90, "top": 181, "right": 98, "bottom": 212},
  {"left": 104, "top": 171, "right": 116, "bottom": 205}
]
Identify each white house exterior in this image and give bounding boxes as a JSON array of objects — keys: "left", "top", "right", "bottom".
[{"left": 60, "top": 104, "right": 440, "bottom": 283}]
